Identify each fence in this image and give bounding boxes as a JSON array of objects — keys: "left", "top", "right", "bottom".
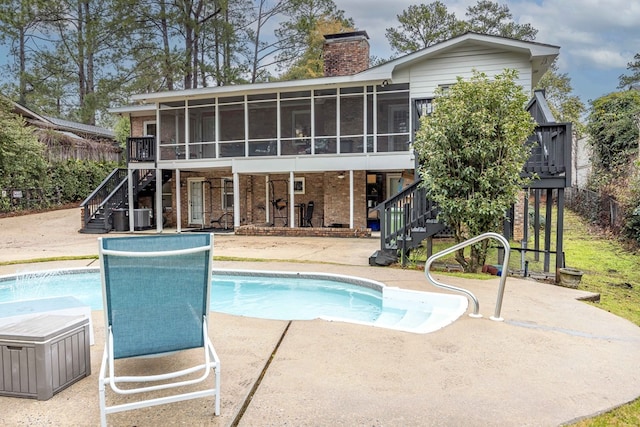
[
  {"left": 565, "top": 187, "right": 623, "bottom": 232},
  {"left": 0, "top": 188, "right": 59, "bottom": 212}
]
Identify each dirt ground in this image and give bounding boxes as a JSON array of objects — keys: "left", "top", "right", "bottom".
[{"left": 0, "top": 207, "right": 380, "bottom": 267}]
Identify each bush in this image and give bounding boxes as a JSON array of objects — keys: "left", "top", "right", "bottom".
[{"left": 47, "top": 159, "right": 118, "bottom": 203}]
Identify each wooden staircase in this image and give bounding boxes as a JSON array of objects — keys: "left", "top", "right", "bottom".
[
  {"left": 369, "top": 180, "right": 449, "bottom": 266},
  {"left": 79, "top": 168, "right": 169, "bottom": 233}
]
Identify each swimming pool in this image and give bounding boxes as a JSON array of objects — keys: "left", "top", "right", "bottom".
[{"left": 0, "top": 268, "right": 468, "bottom": 334}]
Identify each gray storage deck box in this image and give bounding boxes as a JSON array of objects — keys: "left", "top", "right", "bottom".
[{"left": 0, "top": 314, "right": 91, "bottom": 400}]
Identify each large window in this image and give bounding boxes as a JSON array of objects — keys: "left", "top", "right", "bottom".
[
  {"left": 280, "top": 91, "right": 311, "bottom": 155},
  {"left": 248, "top": 93, "right": 277, "bottom": 156},
  {"left": 153, "top": 83, "right": 411, "bottom": 161},
  {"left": 188, "top": 98, "right": 216, "bottom": 159},
  {"left": 219, "top": 96, "right": 245, "bottom": 157},
  {"left": 376, "top": 84, "right": 410, "bottom": 152},
  {"left": 159, "top": 101, "right": 185, "bottom": 160},
  {"left": 339, "top": 87, "right": 364, "bottom": 153},
  {"left": 314, "top": 88, "right": 337, "bottom": 154}
]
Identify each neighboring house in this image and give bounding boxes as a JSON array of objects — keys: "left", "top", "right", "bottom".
[
  {"left": 103, "top": 31, "right": 561, "bottom": 239},
  {"left": 10, "top": 101, "right": 119, "bottom": 162},
  {"left": 572, "top": 136, "right": 591, "bottom": 188}
]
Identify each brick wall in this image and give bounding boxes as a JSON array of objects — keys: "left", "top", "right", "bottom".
[
  {"left": 130, "top": 116, "right": 153, "bottom": 137},
  {"left": 323, "top": 31, "right": 370, "bottom": 77},
  {"left": 323, "top": 171, "right": 366, "bottom": 228},
  {"left": 513, "top": 191, "right": 526, "bottom": 241},
  {"left": 236, "top": 225, "right": 371, "bottom": 238}
]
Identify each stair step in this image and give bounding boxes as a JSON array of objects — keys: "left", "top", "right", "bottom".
[
  {"left": 394, "top": 309, "right": 432, "bottom": 329},
  {"left": 374, "top": 309, "right": 406, "bottom": 326}
]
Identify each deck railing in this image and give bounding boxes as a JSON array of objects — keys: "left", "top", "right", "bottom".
[
  {"left": 127, "top": 137, "right": 156, "bottom": 162},
  {"left": 377, "top": 181, "right": 441, "bottom": 251},
  {"left": 522, "top": 123, "right": 572, "bottom": 182},
  {"left": 80, "top": 168, "right": 128, "bottom": 229},
  {"left": 80, "top": 168, "right": 158, "bottom": 231}
]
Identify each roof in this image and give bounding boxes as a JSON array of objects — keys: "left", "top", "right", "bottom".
[
  {"left": 9, "top": 99, "right": 115, "bottom": 140},
  {"left": 44, "top": 116, "right": 115, "bottom": 139},
  {"left": 117, "top": 32, "right": 559, "bottom": 108}
]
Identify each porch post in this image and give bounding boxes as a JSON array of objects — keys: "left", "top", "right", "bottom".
[
  {"left": 265, "top": 175, "right": 271, "bottom": 224},
  {"left": 556, "top": 188, "right": 565, "bottom": 279},
  {"left": 175, "top": 169, "right": 181, "bottom": 233},
  {"left": 349, "top": 170, "right": 354, "bottom": 228},
  {"left": 127, "top": 168, "right": 134, "bottom": 232},
  {"left": 234, "top": 172, "right": 240, "bottom": 228},
  {"left": 289, "top": 171, "right": 295, "bottom": 228},
  {"left": 155, "top": 168, "right": 162, "bottom": 233}
]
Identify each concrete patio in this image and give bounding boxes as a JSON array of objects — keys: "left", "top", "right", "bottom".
[{"left": 1, "top": 209, "right": 640, "bottom": 426}]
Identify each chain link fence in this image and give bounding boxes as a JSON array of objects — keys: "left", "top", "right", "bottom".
[{"left": 565, "top": 186, "right": 623, "bottom": 233}]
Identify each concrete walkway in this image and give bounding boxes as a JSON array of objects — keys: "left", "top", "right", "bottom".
[{"left": 1, "top": 209, "right": 640, "bottom": 426}]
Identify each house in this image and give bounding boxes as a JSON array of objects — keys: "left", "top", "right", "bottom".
[
  {"left": 99, "top": 31, "right": 562, "bottom": 244},
  {"left": 10, "top": 101, "right": 119, "bottom": 162}
]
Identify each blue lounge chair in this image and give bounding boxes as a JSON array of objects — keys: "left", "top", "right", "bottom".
[{"left": 98, "top": 234, "right": 220, "bottom": 426}]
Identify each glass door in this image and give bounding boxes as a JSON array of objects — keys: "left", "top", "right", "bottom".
[{"left": 188, "top": 179, "right": 205, "bottom": 226}]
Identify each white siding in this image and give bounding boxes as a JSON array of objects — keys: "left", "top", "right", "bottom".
[{"left": 393, "top": 45, "right": 533, "bottom": 100}]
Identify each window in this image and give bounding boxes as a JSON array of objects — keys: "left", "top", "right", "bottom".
[
  {"left": 143, "top": 121, "right": 156, "bottom": 136},
  {"left": 222, "top": 178, "right": 234, "bottom": 210}
]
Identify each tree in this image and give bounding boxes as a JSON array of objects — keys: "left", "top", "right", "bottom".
[
  {"left": 587, "top": 91, "right": 640, "bottom": 193},
  {"left": 385, "top": 2, "right": 463, "bottom": 56},
  {"left": 0, "top": 0, "right": 46, "bottom": 106},
  {"left": 618, "top": 53, "right": 640, "bottom": 89},
  {"left": 274, "top": 0, "right": 353, "bottom": 73},
  {"left": 34, "top": 0, "right": 135, "bottom": 124},
  {"left": 385, "top": 1, "right": 538, "bottom": 57},
  {"left": 278, "top": 16, "right": 354, "bottom": 80},
  {"left": 536, "top": 60, "right": 585, "bottom": 135},
  {"left": 414, "top": 69, "right": 535, "bottom": 273},
  {"left": 465, "top": 0, "right": 537, "bottom": 40},
  {"left": 245, "top": 0, "right": 290, "bottom": 83},
  {"left": 0, "top": 97, "right": 47, "bottom": 202}
]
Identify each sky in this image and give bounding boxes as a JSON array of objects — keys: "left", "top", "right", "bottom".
[{"left": 335, "top": 0, "right": 640, "bottom": 105}]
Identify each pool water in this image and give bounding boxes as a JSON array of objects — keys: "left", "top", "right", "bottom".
[
  {"left": 0, "top": 269, "right": 384, "bottom": 323},
  {"left": 0, "top": 268, "right": 468, "bottom": 333}
]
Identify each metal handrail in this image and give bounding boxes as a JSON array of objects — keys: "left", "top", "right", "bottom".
[{"left": 424, "top": 232, "right": 511, "bottom": 321}]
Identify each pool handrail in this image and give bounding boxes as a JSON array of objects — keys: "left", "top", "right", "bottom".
[{"left": 424, "top": 232, "right": 510, "bottom": 321}]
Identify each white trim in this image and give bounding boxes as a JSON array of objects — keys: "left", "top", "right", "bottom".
[
  {"left": 187, "top": 178, "right": 205, "bottom": 226},
  {"left": 142, "top": 120, "right": 156, "bottom": 136},
  {"left": 293, "top": 177, "right": 305, "bottom": 194}
]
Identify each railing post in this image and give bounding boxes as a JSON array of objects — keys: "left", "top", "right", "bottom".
[{"left": 424, "top": 232, "right": 511, "bottom": 321}]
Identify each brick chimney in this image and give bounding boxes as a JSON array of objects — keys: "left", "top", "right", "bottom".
[{"left": 323, "top": 31, "right": 370, "bottom": 77}]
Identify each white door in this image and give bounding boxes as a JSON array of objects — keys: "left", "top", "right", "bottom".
[{"left": 188, "top": 179, "right": 205, "bottom": 225}]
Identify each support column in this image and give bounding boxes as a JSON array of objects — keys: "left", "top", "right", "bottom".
[
  {"left": 176, "top": 169, "right": 181, "bottom": 233},
  {"left": 349, "top": 170, "right": 354, "bottom": 228},
  {"left": 234, "top": 172, "right": 240, "bottom": 228},
  {"left": 556, "top": 188, "right": 565, "bottom": 279},
  {"left": 544, "top": 188, "right": 553, "bottom": 272},
  {"left": 155, "top": 168, "right": 163, "bottom": 233},
  {"left": 127, "top": 169, "right": 134, "bottom": 232},
  {"left": 289, "top": 171, "right": 295, "bottom": 228},
  {"left": 265, "top": 176, "right": 271, "bottom": 224}
]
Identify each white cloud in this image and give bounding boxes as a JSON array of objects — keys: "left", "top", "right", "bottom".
[
  {"left": 336, "top": 0, "right": 639, "bottom": 101},
  {"left": 573, "top": 48, "right": 630, "bottom": 69}
]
